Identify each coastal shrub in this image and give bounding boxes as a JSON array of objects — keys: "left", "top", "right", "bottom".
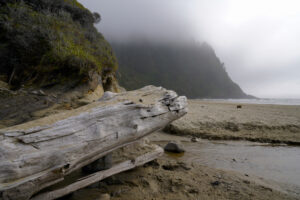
[{"left": 0, "top": 0, "right": 117, "bottom": 87}]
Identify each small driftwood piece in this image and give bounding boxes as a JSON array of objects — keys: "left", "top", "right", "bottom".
[
  {"left": 31, "top": 145, "right": 163, "bottom": 200},
  {"left": 0, "top": 86, "right": 187, "bottom": 200}
]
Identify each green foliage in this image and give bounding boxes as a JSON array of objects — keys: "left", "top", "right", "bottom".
[
  {"left": 0, "top": 0, "right": 117, "bottom": 87},
  {"left": 113, "top": 41, "right": 250, "bottom": 99}
]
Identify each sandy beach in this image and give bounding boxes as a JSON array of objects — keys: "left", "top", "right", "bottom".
[
  {"left": 63, "top": 132, "right": 300, "bottom": 200},
  {"left": 3, "top": 98, "right": 300, "bottom": 200},
  {"left": 165, "top": 100, "right": 300, "bottom": 144}
]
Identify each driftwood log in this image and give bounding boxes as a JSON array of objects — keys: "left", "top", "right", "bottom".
[
  {"left": 32, "top": 144, "right": 163, "bottom": 200},
  {"left": 0, "top": 86, "right": 187, "bottom": 200}
]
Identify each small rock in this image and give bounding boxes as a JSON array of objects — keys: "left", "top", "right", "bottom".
[
  {"left": 232, "top": 158, "right": 237, "bottom": 162},
  {"left": 191, "top": 137, "right": 199, "bottom": 142},
  {"left": 211, "top": 181, "right": 220, "bottom": 186},
  {"left": 237, "top": 105, "right": 242, "bottom": 109},
  {"left": 164, "top": 142, "right": 185, "bottom": 153},
  {"left": 243, "top": 180, "right": 250, "bottom": 184}
]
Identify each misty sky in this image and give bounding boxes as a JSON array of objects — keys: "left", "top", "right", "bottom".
[{"left": 79, "top": 0, "right": 300, "bottom": 98}]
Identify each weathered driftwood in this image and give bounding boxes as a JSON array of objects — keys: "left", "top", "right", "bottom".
[
  {"left": 31, "top": 144, "right": 163, "bottom": 200},
  {"left": 0, "top": 86, "right": 187, "bottom": 200}
]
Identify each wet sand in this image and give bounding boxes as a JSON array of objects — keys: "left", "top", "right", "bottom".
[
  {"left": 150, "top": 132, "right": 300, "bottom": 196},
  {"left": 62, "top": 132, "right": 300, "bottom": 200},
  {"left": 165, "top": 100, "right": 300, "bottom": 144},
  {"left": 60, "top": 100, "right": 300, "bottom": 200}
]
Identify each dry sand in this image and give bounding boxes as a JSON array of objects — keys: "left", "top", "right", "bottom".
[{"left": 165, "top": 100, "right": 300, "bottom": 145}]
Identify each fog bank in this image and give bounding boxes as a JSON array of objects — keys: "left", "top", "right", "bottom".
[{"left": 79, "top": 0, "right": 300, "bottom": 98}]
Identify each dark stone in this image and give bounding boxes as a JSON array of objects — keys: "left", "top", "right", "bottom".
[
  {"left": 164, "top": 142, "right": 185, "bottom": 153},
  {"left": 82, "top": 153, "right": 112, "bottom": 173},
  {"left": 211, "top": 181, "right": 220, "bottom": 186}
]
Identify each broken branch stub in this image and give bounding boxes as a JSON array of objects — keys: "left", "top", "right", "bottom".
[{"left": 0, "top": 86, "right": 187, "bottom": 200}]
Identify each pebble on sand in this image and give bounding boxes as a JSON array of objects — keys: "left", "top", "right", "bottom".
[{"left": 164, "top": 142, "right": 185, "bottom": 153}]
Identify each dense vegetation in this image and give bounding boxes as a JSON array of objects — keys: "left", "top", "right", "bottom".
[
  {"left": 113, "top": 41, "right": 252, "bottom": 99},
  {"left": 0, "top": 0, "right": 117, "bottom": 88}
]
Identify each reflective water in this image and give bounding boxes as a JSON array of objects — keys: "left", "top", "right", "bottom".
[{"left": 174, "top": 140, "right": 300, "bottom": 187}]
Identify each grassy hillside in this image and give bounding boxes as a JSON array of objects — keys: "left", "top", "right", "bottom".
[
  {"left": 112, "top": 41, "right": 252, "bottom": 99},
  {"left": 0, "top": 0, "right": 118, "bottom": 89}
]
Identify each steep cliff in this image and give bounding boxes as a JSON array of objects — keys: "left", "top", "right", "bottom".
[{"left": 112, "top": 41, "right": 252, "bottom": 99}]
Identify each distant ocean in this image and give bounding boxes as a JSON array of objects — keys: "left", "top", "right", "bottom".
[{"left": 202, "top": 98, "right": 300, "bottom": 106}]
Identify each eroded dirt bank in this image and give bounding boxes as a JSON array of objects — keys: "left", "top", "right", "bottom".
[{"left": 165, "top": 100, "right": 300, "bottom": 145}]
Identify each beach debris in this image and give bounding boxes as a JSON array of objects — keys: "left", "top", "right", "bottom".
[
  {"left": 237, "top": 105, "right": 242, "bottom": 109},
  {"left": 0, "top": 86, "right": 187, "bottom": 200},
  {"left": 164, "top": 142, "right": 185, "bottom": 153}
]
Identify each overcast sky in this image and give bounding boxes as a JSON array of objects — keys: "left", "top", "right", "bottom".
[{"left": 79, "top": 0, "right": 300, "bottom": 98}]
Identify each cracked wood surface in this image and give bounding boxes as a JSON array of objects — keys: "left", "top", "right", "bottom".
[
  {"left": 31, "top": 145, "right": 163, "bottom": 200},
  {"left": 0, "top": 86, "right": 187, "bottom": 200}
]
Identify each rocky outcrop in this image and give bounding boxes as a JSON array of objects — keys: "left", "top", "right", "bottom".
[{"left": 0, "top": 86, "right": 187, "bottom": 200}]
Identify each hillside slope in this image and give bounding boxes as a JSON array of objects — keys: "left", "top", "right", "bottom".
[
  {"left": 112, "top": 41, "right": 252, "bottom": 99},
  {"left": 0, "top": 0, "right": 120, "bottom": 127},
  {"left": 0, "top": 0, "right": 117, "bottom": 90}
]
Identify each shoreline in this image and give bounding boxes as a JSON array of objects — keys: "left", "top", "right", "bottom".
[
  {"left": 165, "top": 100, "right": 300, "bottom": 145},
  {"left": 64, "top": 132, "right": 300, "bottom": 200}
]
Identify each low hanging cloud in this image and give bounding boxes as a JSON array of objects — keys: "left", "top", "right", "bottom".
[{"left": 79, "top": 0, "right": 300, "bottom": 98}]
